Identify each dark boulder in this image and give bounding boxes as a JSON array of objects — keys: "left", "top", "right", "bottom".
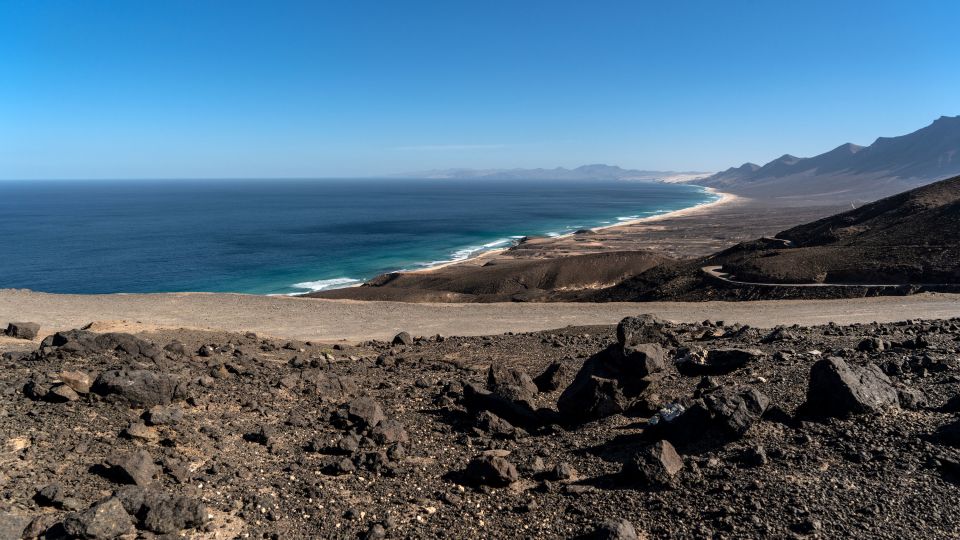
[
  {"left": 624, "top": 440, "right": 683, "bottom": 488},
  {"left": 558, "top": 342, "right": 665, "bottom": 424},
  {"left": 92, "top": 370, "right": 187, "bottom": 408},
  {"left": 617, "top": 314, "right": 673, "bottom": 347},
  {"left": 650, "top": 385, "right": 769, "bottom": 447},
  {"left": 464, "top": 455, "right": 519, "bottom": 487},
  {"left": 487, "top": 366, "right": 538, "bottom": 403},
  {"left": 802, "top": 357, "right": 899, "bottom": 417},
  {"left": 475, "top": 410, "right": 519, "bottom": 438},
  {"left": 533, "top": 361, "right": 570, "bottom": 392},
  {"left": 5, "top": 322, "right": 40, "bottom": 340},
  {"left": 62, "top": 498, "right": 135, "bottom": 539},
  {"left": 392, "top": 331, "right": 413, "bottom": 346},
  {"left": 346, "top": 397, "right": 386, "bottom": 429},
  {"left": 103, "top": 450, "right": 159, "bottom": 486},
  {"left": 462, "top": 382, "right": 541, "bottom": 429}
]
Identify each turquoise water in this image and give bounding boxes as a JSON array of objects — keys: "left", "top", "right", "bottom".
[{"left": 0, "top": 179, "right": 715, "bottom": 295}]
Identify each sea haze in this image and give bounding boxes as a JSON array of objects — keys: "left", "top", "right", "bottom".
[{"left": 0, "top": 179, "right": 715, "bottom": 295}]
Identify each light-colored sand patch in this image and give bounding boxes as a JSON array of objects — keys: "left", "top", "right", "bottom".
[{"left": 1, "top": 289, "right": 958, "bottom": 343}]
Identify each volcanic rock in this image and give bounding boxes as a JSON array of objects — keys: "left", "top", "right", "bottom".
[
  {"left": 60, "top": 370, "right": 92, "bottom": 394},
  {"left": 625, "top": 440, "right": 683, "bottom": 488},
  {"left": 675, "top": 348, "right": 765, "bottom": 376},
  {"left": 392, "top": 332, "right": 413, "bottom": 346},
  {"left": 62, "top": 497, "right": 136, "bottom": 539},
  {"left": 487, "top": 366, "right": 538, "bottom": 403},
  {"left": 558, "top": 341, "right": 665, "bottom": 424},
  {"left": 803, "top": 357, "right": 899, "bottom": 417},
  {"left": 104, "top": 450, "right": 159, "bottom": 486},
  {"left": 617, "top": 314, "right": 672, "bottom": 347},
  {"left": 5, "top": 322, "right": 40, "bottom": 340},
  {"left": 651, "top": 385, "right": 769, "bottom": 447},
  {"left": 465, "top": 455, "right": 519, "bottom": 487},
  {"left": 591, "top": 518, "right": 641, "bottom": 540},
  {"left": 533, "top": 361, "right": 569, "bottom": 392},
  {"left": 92, "top": 370, "right": 186, "bottom": 408},
  {"left": 347, "top": 397, "right": 386, "bottom": 429}
]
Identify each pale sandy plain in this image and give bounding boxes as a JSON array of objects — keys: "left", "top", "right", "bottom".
[{"left": 1, "top": 289, "right": 958, "bottom": 344}]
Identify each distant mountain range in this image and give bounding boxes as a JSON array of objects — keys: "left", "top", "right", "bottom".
[
  {"left": 693, "top": 115, "right": 960, "bottom": 203},
  {"left": 394, "top": 164, "right": 710, "bottom": 183}
]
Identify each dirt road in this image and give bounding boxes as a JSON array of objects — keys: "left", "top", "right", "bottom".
[{"left": 2, "top": 289, "right": 958, "bottom": 343}]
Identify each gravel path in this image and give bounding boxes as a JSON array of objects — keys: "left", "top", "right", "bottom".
[{"left": 2, "top": 289, "right": 959, "bottom": 342}]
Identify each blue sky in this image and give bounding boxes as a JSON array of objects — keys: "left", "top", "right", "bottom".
[{"left": 1, "top": 0, "right": 958, "bottom": 179}]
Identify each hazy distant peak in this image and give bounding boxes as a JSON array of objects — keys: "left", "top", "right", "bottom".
[
  {"left": 831, "top": 142, "right": 865, "bottom": 154},
  {"left": 392, "top": 164, "right": 709, "bottom": 181}
]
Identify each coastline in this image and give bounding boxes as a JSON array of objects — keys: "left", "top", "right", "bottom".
[{"left": 400, "top": 185, "right": 738, "bottom": 276}]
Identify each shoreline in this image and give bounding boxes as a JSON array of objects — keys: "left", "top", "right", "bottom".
[{"left": 398, "top": 185, "right": 738, "bottom": 277}]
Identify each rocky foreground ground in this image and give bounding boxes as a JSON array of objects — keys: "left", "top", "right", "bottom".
[{"left": 2, "top": 315, "right": 960, "bottom": 539}]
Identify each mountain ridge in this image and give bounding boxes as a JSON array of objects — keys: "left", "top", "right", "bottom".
[{"left": 692, "top": 116, "right": 960, "bottom": 202}]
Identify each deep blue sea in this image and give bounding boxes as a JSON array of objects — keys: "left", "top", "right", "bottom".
[{"left": 0, "top": 179, "right": 715, "bottom": 295}]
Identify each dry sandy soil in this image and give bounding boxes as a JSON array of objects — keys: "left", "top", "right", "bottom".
[{"left": 2, "top": 289, "right": 960, "bottom": 344}]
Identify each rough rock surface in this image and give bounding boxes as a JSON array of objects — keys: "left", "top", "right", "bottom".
[
  {"left": 804, "top": 357, "right": 900, "bottom": 417},
  {"left": 1, "top": 317, "right": 960, "bottom": 537}
]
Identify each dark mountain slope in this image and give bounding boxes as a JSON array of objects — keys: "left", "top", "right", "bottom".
[{"left": 586, "top": 174, "right": 960, "bottom": 300}]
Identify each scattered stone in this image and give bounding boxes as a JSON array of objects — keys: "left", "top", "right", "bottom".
[
  {"left": 5, "top": 322, "right": 40, "bottom": 340},
  {"left": 144, "top": 404, "right": 184, "bottom": 426},
  {"left": 803, "top": 357, "right": 899, "bottom": 417},
  {"left": 104, "top": 450, "right": 159, "bottom": 486},
  {"left": 625, "top": 440, "right": 683, "bottom": 488},
  {"left": 475, "top": 410, "right": 518, "bottom": 438},
  {"left": 92, "top": 370, "right": 186, "bottom": 408},
  {"left": 0, "top": 511, "right": 33, "bottom": 539},
  {"left": 591, "top": 518, "right": 641, "bottom": 540},
  {"left": 651, "top": 385, "right": 769, "bottom": 446},
  {"left": 347, "top": 397, "right": 386, "bottom": 429},
  {"left": 487, "top": 366, "right": 538, "bottom": 403},
  {"left": 46, "top": 383, "right": 80, "bottom": 402},
  {"left": 465, "top": 455, "right": 519, "bottom": 487},
  {"left": 676, "top": 348, "right": 765, "bottom": 376},
  {"left": 551, "top": 462, "right": 578, "bottom": 481},
  {"left": 60, "top": 370, "right": 92, "bottom": 394},
  {"left": 392, "top": 332, "right": 413, "bottom": 346},
  {"left": 62, "top": 498, "right": 135, "bottom": 539},
  {"left": 533, "top": 360, "right": 568, "bottom": 392},
  {"left": 124, "top": 422, "right": 159, "bottom": 442}
]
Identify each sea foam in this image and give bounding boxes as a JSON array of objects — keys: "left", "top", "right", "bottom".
[{"left": 291, "top": 277, "right": 361, "bottom": 292}]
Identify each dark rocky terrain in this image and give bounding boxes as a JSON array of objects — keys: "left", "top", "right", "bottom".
[
  {"left": 583, "top": 174, "right": 960, "bottom": 301},
  {"left": 4, "top": 313, "right": 960, "bottom": 538}
]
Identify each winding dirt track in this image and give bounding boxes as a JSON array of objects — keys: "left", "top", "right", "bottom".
[
  {"left": 1, "top": 289, "right": 959, "bottom": 343},
  {"left": 700, "top": 266, "right": 938, "bottom": 288}
]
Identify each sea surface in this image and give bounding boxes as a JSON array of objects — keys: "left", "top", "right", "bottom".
[{"left": 0, "top": 179, "right": 715, "bottom": 295}]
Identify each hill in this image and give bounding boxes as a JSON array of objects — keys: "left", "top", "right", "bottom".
[{"left": 589, "top": 174, "right": 960, "bottom": 301}]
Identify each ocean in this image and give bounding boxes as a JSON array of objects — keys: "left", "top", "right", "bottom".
[{"left": 0, "top": 179, "right": 715, "bottom": 295}]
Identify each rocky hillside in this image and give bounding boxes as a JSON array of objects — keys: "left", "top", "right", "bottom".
[
  {"left": 717, "top": 174, "right": 960, "bottom": 285},
  {"left": 3, "top": 315, "right": 960, "bottom": 538}
]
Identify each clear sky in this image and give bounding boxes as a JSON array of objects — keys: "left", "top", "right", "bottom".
[{"left": 2, "top": 0, "right": 958, "bottom": 179}]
